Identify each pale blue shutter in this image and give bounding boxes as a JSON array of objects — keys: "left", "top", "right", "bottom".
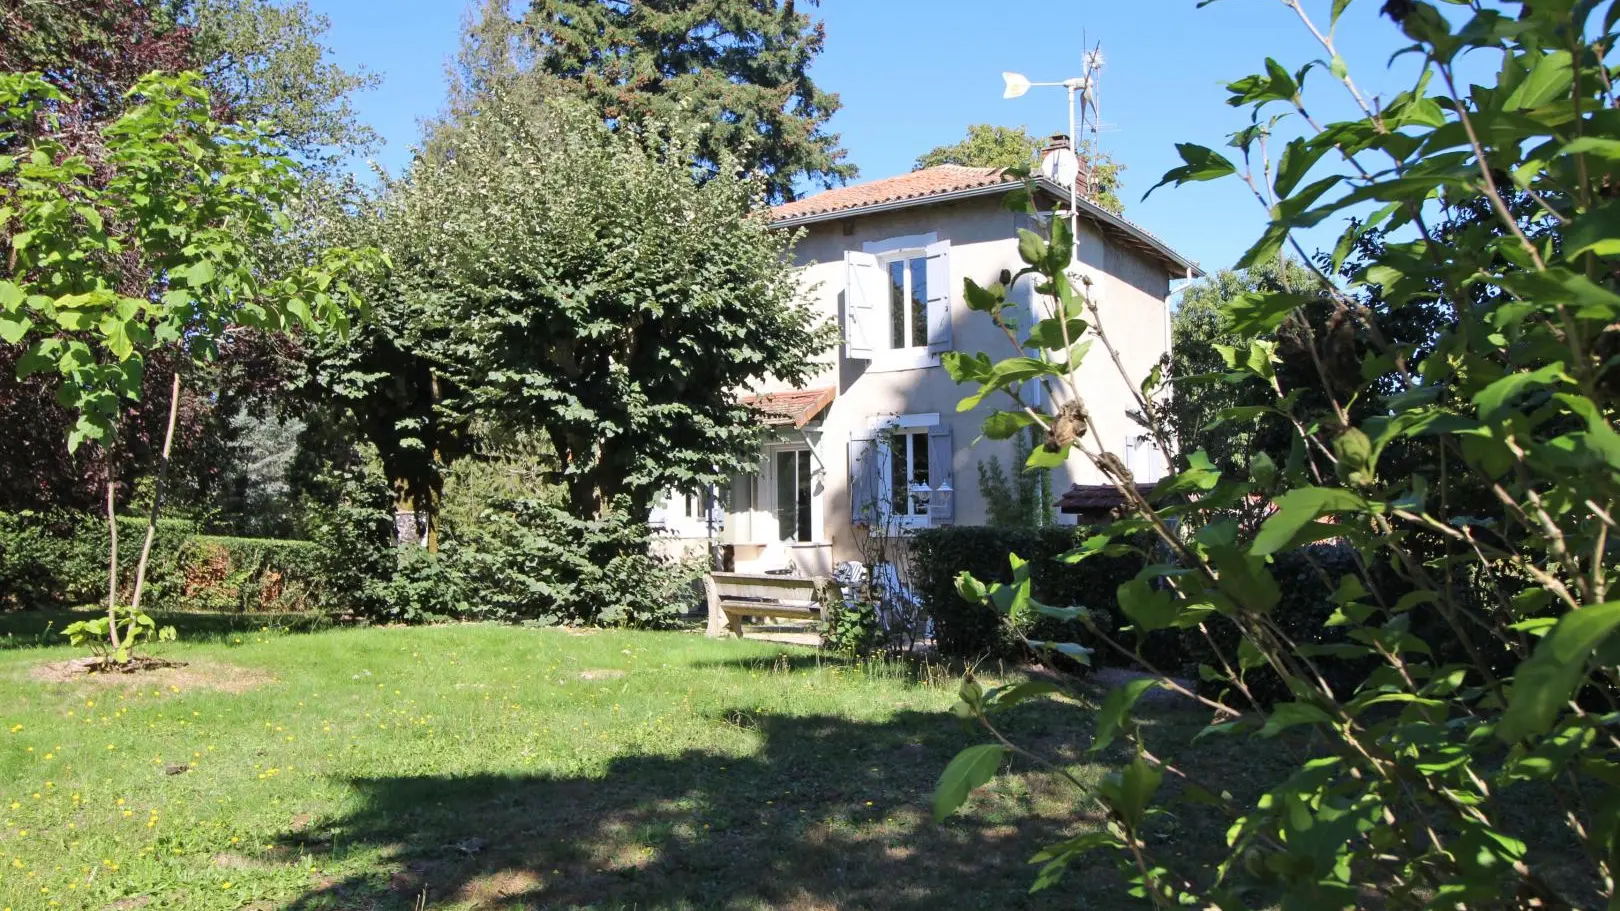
[
  {"left": 924, "top": 239, "right": 952, "bottom": 354},
  {"left": 848, "top": 433, "right": 877, "bottom": 524},
  {"left": 927, "top": 426, "right": 954, "bottom": 524}
]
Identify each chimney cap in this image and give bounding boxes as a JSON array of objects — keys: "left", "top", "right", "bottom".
[{"left": 1042, "top": 133, "right": 1071, "bottom": 151}]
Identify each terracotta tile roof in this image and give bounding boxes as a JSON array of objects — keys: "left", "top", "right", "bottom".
[
  {"left": 770, "top": 166, "right": 1011, "bottom": 222},
  {"left": 1057, "top": 482, "right": 1158, "bottom": 514},
  {"left": 741, "top": 386, "right": 836, "bottom": 429},
  {"left": 768, "top": 167, "right": 1202, "bottom": 277}
]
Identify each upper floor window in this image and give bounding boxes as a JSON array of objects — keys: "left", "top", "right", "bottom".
[
  {"left": 886, "top": 255, "right": 928, "bottom": 351},
  {"left": 843, "top": 240, "right": 952, "bottom": 366}
]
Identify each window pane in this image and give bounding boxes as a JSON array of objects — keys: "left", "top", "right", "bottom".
[
  {"left": 911, "top": 432, "right": 930, "bottom": 514},
  {"left": 796, "top": 450, "right": 812, "bottom": 542},
  {"left": 888, "top": 260, "right": 906, "bottom": 350},
  {"left": 890, "top": 433, "right": 907, "bottom": 514},
  {"left": 910, "top": 257, "right": 928, "bottom": 348},
  {"left": 776, "top": 452, "right": 795, "bottom": 541}
]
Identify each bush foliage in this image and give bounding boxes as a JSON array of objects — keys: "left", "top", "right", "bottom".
[
  {"left": 913, "top": 526, "right": 1149, "bottom": 666},
  {"left": 307, "top": 462, "right": 701, "bottom": 627},
  {"left": 933, "top": 3, "right": 1620, "bottom": 906},
  {"left": 0, "top": 511, "right": 321, "bottom": 612}
]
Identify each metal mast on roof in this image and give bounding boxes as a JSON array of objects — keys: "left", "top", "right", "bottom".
[{"left": 1001, "top": 41, "right": 1104, "bottom": 252}]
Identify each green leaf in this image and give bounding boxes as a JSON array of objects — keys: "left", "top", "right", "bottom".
[
  {"left": 1273, "top": 138, "right": 1328, "bottom": 198},
  {"left": 1259, "top": 701, "right": 1334, "bottom": 737},
  {"left": 983, "top": 680, "right": 1062, "bottom": 711},
  {"left": 1091, "top": 677, "right": 1161, "bottom": 754},
  {"left": 1028, "top": 640, "right": 1094, "bottom": 665},
  {"left": 981, "top": 411, "right": 1035, "bottom": 440},
  {"left": 1016, "top": 229, "right": 1048, "bottom": 269},
  {"left": 0, "top": 312, "right": 31, "bottom": 344},
  {"left": 1565, "top": 199, "right": 1620, "bottom": 259},
  {"left": 1251, "top": 487, "right": 1371, "bottom": 556},
  {"left": 0, "top": 280, "right": 22, "bottom": 311},
  {"left": 179, "top": 259, "right": 216, "bottom": 287},
  {"left": 1223, "top": 290, "right": 1312, "bottom": 335},
  {"left": 1101, "top": 756, "right": 1162, "bottom": 830},
  {"left": 1144, "top": 144, "right": 1237, "bottom": 199},
  {"left": 1498, "top": 602, "right": 1620, "bottom": 743},
  {"left": 1473, "top": 364, "right": 1569, "bottom": 421},
  {"left": 1235, "top": 221, "right": 1290, "bottom": 270},
  {"left": 1331, "top": 0, "right": 1351, "bottom": 26},
  {"left": 1502, "top": 50, "right": 1572, "bottom": 110},
  {"left": 1118, "top": 579, "right": 1178, "bottom": 631},
  {"left": 1559, "top": 137, "right": 1620, "bottom": 160},
  {"left": 932, "top": 744, "right": 1008, "bottom": 822},
  {"left": 962, "top": 279, "right": 1003, "bottom": 313}
]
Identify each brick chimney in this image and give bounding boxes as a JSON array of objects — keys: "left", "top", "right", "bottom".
[{"left": 1038, "top": 133, "right": 1091, "bottom": 198}]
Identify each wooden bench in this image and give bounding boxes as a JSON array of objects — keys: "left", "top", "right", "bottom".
[{"left": 704, "top": 572, "right": 833, "bottom": 638}]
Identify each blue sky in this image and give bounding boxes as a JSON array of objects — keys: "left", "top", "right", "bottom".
[{"left": 307, "top": 0, "right": 1440, "bottom": 275}]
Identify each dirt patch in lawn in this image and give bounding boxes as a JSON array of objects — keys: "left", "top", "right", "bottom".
[
  {"left": 31, "top": 656, "right": 274, "bottom": 693},
  {"left": 457, "top": 869, "right": 545, "bottom": 904}
]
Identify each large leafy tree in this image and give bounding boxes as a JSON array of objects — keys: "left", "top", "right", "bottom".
[
  {"left": 0, "top": 0, "right": 377, "bottom": 513},
  {"left": 1164, "top": 257, "right": 1324, "bottom": 475},
  {"left": 342, "top": 95, "right": 828, "bottom": 540},
  {"left": 0, "top": 70, "right": 374, "bottom": 650},
  {"left": 186, "top": 0, "right": 380, "bottom": 171},
  {"left": 519, "top": 0, "right": 854, "bottom": 202},
  {"left": 914, "top": 123, "right": 1126, "bottom": 215}
]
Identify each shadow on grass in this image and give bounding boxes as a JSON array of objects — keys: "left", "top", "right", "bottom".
[
  {"left": 274, "top": 710, "right": 1134, "bottom": 911},
  {"left": 0, "top": 607, "right": 333, "bottom": 650}
]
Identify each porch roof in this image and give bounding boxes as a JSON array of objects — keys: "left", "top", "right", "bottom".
[
  {"left": 740, "top": 386, "right": 836, "bottom": 429},
  {"left": 1056, "top": 482, "right": 1158, "bottom": 514}
]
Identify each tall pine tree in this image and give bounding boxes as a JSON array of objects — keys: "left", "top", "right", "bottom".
[{"left": 521, "top": 0, "right": 854, "bottom": 202}]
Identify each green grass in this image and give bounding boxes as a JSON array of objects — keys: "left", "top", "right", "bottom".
[{"left": 0, "top": 610, "right": 1238, "bottom": 910}]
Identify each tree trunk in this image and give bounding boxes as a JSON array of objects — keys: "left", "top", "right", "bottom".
[
  {"left": 424, "top": 481, "right": 441, "bottom": 553},
  {"left": 427, "top": 370, "right": 442, "bottom": 553},
  {"left": 105, "top": 464, "right": 121, "bottom": 654},
  {"left": 130, "top": 371, "right": 182, "bottom": 613}
]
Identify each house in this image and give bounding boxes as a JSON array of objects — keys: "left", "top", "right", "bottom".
[{"left": 650, "top": 148, "right": 1199, "bottom": 576}]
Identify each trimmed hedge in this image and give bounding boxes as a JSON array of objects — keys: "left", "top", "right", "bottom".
[
  {"left": 913, "top": 526, "right": 1384, "bottom": 688},
  {"left": 0, "top": 511, "right": 323, "bottom": 612},
  {"left": 913, "top": 525, "right": 1172, "bottom": 667}
]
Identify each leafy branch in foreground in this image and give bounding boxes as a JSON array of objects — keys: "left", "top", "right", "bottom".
[{"left": 935, "top": 2, "right": 1620, "bottom": 907}]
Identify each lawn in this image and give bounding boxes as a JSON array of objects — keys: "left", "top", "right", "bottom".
[{"left": 0, "top": 611, "right": 1233, "bottom": 911}]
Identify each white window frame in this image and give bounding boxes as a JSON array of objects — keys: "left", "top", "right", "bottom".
[
  {"left": 879, "top": 249, "right": 930, "bottom": 351},
  {"left": 1124, "top": 435, "right": 1168, "bottom": 484},
  {"left": 871, "top": 413, "right": 940, "bottom": 530},
  {"left": 650, "top": 485, "right": 721, "bottom": 538},
  {"left": 761, "top": 442, "right": 823, "bottom": 544},
  {"left": 861, "top": 233, "right": 942, "bottom": 373}
]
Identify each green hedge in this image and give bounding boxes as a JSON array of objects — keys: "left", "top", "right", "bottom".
[
  {"left": 913, "top": 525, "right": 1385, "bottom": 698},
  {"left": 913, "top": 525, "right": 1176, "bottom": 667},
  {"left": 0, "top": 511, "right": 323, "bottom": 612}
]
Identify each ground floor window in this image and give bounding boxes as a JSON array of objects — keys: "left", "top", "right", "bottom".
[
  {"left": 888, "top": 429, "right": 930, "bottom": 518},
  {"left": 775, "top": 448, "right": 813, "bottom": 542}
]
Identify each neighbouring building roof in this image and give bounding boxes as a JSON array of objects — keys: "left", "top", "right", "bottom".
[
  {"left": 1057, "top": 482, "right": 1158, "bottom": 514},
  {"left": 768, "top": 166, "right": 1202, "bottom": 278},
  {"left": 741, "top": 386, "right": 836, "bottom": 429}
]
